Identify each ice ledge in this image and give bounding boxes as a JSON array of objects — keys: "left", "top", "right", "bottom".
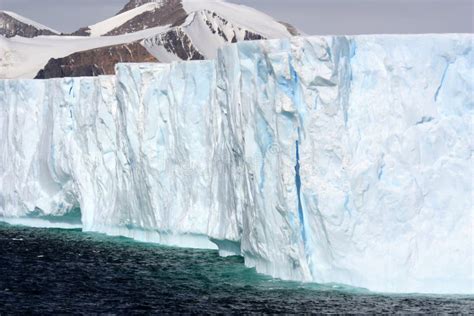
[
  {"left": 0, "top": 218, "right": 82, "bottom": 230},
  {"left": 87, "top": 225, "right": 218, "bottom": 250}
]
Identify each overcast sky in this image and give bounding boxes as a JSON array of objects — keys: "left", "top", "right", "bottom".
[{"left": 0, "top": 0, "right": 472, "bottom": 34}]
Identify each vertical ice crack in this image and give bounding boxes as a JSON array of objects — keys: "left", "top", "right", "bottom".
[
  {"left": 295, "top": 135, "right": 306, "bottom": 245},
  {"left": 295, "top": 133, "right": 315, "bottom": 278},
  {"left": 434, "top": 59, "right": 451, "bottom": 102}
]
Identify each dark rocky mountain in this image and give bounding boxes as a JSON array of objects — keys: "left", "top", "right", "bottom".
[
  {"left": 35, "top": 42, "right": 157, "bottom": 79},
  {"left": 0, "top": 11, "right": 58, "bottom": 38}
]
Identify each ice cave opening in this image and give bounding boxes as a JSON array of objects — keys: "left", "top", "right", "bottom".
[{"left": 1, "top": 207, "right": 83, "bottom": 229}]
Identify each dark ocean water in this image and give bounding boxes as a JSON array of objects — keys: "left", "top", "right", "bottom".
[{"left": 0, "top": 222, "right": 472, "bottom": 314}]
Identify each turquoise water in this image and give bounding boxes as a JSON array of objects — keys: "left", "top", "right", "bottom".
[{"left": 0, "top": 222, "right": 472, "bottom": 313}]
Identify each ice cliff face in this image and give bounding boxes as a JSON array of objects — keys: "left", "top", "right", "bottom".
[
  {"left": 0, "top": 34, "right": 472, "bottom": 294},
  {"left": 216, "top": 35, "right": 473, "bottom": 294},
  {"left": 0, "top": 76, "right": 118, "bottom": 228}
]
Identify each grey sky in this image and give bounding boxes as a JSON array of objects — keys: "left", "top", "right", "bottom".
[{"left": 0, "top": 0, "right": 472, "bottom": 34}]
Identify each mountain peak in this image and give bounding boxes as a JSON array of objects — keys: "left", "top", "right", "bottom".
[
  {"left": 0, "top": 10, "right": 59, "bottom": 38},
  {"left": 117, "top": 0, "right": 164, "bottom": 15}
]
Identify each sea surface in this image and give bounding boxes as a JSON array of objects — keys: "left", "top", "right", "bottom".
[{"left": 0, "top": 222, "right": 472, "bottom": 314}]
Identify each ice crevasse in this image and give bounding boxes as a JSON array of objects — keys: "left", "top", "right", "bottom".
[{"left": 0, "top": 34, "right": 472, "bottom": 294}]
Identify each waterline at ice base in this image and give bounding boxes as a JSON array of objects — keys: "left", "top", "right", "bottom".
[{"left": 0, "top": 34, "right": 472, "bottom": 294}]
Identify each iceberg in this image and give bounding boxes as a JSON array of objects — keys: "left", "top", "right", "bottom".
[{"left": 0, "top": 34, "right": 472, "bottom": 294}]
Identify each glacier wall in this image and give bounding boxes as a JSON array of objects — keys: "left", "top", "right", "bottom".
[
  {"left": 0, "top": 63, "right": 220, "bottom": 249},
  {"left": 0, "top": 76, "right": 118, "bottom": 228},
  {"left": 0, "top": 34, "right": 472, "bottom": 294},
  {"left": 216, "top": 34, "right": 473, "bottom": 294},
  {"left": 110, "top": 62, "right": 220, "bottom": 248}
]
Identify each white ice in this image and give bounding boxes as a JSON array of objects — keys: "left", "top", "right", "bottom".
[{"left": 0, "top": 34, "right": 472, "bottom": 294}]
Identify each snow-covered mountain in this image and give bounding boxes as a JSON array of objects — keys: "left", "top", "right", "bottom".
[
  {"left": 0, "top": 0, "right": 298, "bottom": 79},
  {"left": 0, "top": 10, "right": 59, "bottom": 38},
  {"left": 142, "top": 1, "right": 299, "bottom": 62}
]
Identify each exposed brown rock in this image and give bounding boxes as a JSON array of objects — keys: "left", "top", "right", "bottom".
[
  {"left": 35, "top": 42, "right": 158, "bottom": 79},
  {"left": 144, "top": 28, "right": 205, "bottom": 61},
  {"left": 70, "top": 27, "right": 91, "bottom": 37},
  {"left": 244, "top": 30, "right": 265, "bottom": 41},
  {"left": 116, "top": 0, "right": 157, "bottom": 15},
  {"left": 279, "top": 21, "right": 300, "bottom": 36},
  {"left": 200, "top": 10, "right": 266, "bottom": 43}
]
